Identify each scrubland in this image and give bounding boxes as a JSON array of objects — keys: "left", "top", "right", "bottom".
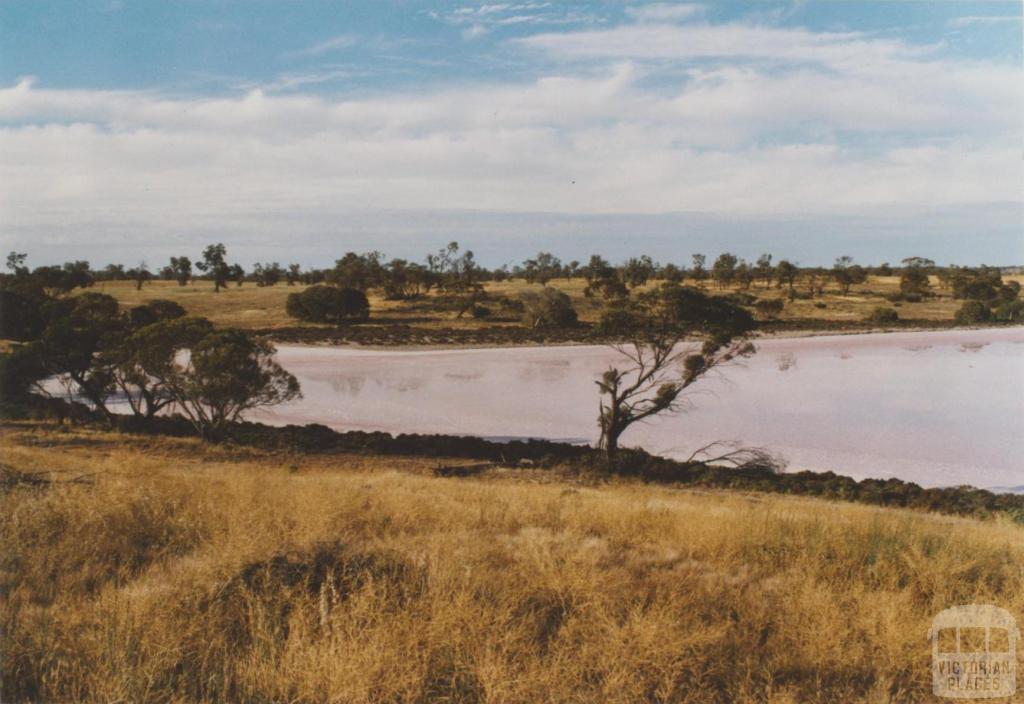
[
  {"left": 87, "top": 275, "right": 1022, "bottom": 334},
  {"left": 3, "top": 423, "right": 1022, "bottom": 703}
]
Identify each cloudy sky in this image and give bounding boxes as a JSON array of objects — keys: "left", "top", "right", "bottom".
[{"left": 1, "top": 1, "right": 1021, "bottom": 268}]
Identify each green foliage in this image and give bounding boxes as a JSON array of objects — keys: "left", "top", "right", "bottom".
[
  {"left": 899, "top": 267, "right": 930, "bottom": 296},
  {"left": 596, "top": 284, "right": 755, "bottom": 458},
  {"left": 774, "top": 260, "right": 798, "bottom": 289},
  {"left": 993, "top": 299, "right": 1024, "bottom": 322},
  {"left": 954, "top": 300, "right": 991, "bottom": 325},
  {"left": 174, "top": 330, "right": 301, "bottom": 439},
  {"left": 711, "top": 252, "right": 738, "bottom": 289},
  {"left": 326, "top": 252, "right": 385, "bottom": 291},
  {"left": 0, "top": 290, "right": 46, "bottom": 341},
  {"left": 286, "top": 286, "right": 370, "bottom": 324},
  {"left": 195, "top": 243, "right": 231, "bottom": 292},
  {"left": 520, "top": 288, "right": 578, "bottom": 328},
  {"left": 0, "top": 342, "right": 48, "bottom": 402},
  {"left": 866, "top": 307, "right": 899, "bottom": 324},
  {"left": 127, "top": 299, "right": 186, "bottom": 329}
]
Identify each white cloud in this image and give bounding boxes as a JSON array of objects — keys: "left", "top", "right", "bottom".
[
  {"left": 947, "top": 15, "right": 1022, "bottom": 28},
  {"left": 1, "top": 17, "right": 1020, "bottom": 262},
  {"left": 624, "top": 3, "right": 705, "bottom": 23},
  {"left": 293, "top": 34, "right": 358, "bottom": 57}
]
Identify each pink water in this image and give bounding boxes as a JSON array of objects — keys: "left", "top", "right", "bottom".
[{"left": 251, "top": 328, "right": 1024, "bottom": 491}]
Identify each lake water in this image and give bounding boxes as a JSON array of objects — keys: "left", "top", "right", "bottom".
[{"left": 252, "top": 328, "right": 1024, "bottom": 491}]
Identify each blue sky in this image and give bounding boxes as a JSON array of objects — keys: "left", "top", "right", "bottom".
[{"left": 1, "top": 1, "right": 1022, "bottom": 267}]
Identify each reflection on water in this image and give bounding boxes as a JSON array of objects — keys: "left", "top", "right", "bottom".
[{"left": 252, "top": 328, "right": 1024, "bottom": 490}]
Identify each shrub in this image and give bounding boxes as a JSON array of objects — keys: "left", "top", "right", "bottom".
[
  {"left": 286, "top": 286, "right": 369, "bottom": 324},
  {"left": 954, "top": 300, "right": 991, "bottom": 325},
  {"left": 128, "top": 299, "right": 186, "bottom": 328},
  {"left": 993, "top": 300, "right": 1024, "bottom": 322},
  {"left": 722, "top": 292, "right": 756, "bottom": 306},
  {"left": 753, "top": 298, "right": 785, "bottom": 320},
  {"left": 520, "top": 288, "right": 578, "bottom": 328},
  {"left": 865, "top": 307, "right": 898, "bottom": 324}
]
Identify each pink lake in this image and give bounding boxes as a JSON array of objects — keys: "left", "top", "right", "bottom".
[{"left": 251, "top": 327, "right": 1024, "bottom": 491}]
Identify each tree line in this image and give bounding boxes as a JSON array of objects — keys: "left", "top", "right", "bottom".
[{"left": 1, "top": 243, "right": 1021, "bottom": 463}]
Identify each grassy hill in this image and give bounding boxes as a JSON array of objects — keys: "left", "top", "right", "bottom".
[{"left": 3, "top": 423, "right": 1021, "bottom": 702}]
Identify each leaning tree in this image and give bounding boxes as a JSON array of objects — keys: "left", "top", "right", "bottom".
[{"left": 595, "top": 283, "right": 756, "bottom": 460}]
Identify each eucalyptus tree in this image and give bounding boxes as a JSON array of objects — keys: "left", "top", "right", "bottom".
[{"left": 595, "top": 284, "right": 756, "bottom": 460}]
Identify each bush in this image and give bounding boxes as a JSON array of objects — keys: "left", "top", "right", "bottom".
[
  {"left": 993, "top": 299, "right": 1024, "bottom": 322},
  {"left": 128, "top": 299, "right": 186, "bottom": 328},
  {"left": 865, "top": 307, "right": 898, "bottom": 324},
  {"left": 753, "top": 298, "right": 785, "bottom": 320},
  {"left": 954, "top": 300, "right": 991, "bottom": 325},
  {"left": 722, "top": 292, "right": 757, "bottom": 306},
  {"left": 286, "top": 286, "right": 369, "bottom": 324},
  {"left": 520, "top": 288, "right": 578, "bottom": 328}
]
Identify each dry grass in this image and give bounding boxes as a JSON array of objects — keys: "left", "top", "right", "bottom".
[
  {"left": 2, "top": 423, "right": 1022, "bottom": 703},
  {"left": 88, "top": 275, "right": 1024, "bottom": 332}
]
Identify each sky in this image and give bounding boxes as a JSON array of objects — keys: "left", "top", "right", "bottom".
[{"left": 1, "top": 0, "right": 1022, "bottom": 268}]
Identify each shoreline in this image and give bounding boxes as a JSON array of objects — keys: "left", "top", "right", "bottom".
[{"left": 259, "top": 320, "right": 1024, "bottom": 352}]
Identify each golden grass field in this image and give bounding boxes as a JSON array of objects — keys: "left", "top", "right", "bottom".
[
  {"left": 87, "top": 274, "right": 1024, "bottom": 332},
  {"left": 3, "top": 422, "right": 1022, "bottom": 703}
]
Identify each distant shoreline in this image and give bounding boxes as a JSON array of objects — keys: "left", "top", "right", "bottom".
[{"left": 258, "top": 320, "right": 1024, "bottom": 351}]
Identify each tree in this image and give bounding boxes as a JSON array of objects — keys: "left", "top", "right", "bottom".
[
  {"left": 6, "top": 252, "right": 27, "bottom": 275},
  {"left": 522, "top": 252, "right": 561, "bottom": 286},
  {"left": 734, "top": 261, "right": 754, "bottom": 290},
  {"left": 128, "top": 262, "right": 152, "bottom": 291},
  {"left": 690, "top": 254, "right": 707, "bottom": 288},
  {"left": 286, "top": 264, "right": 302, "bottom": 286},
  {"left": 253, "top": 262, "right": 284, "bottom": 287},
  {"left": 153, "top": 328, "right": 301, "bottom": 440},
  {"left": 774, "top": 260, "right": 798, "bottom": 290},
  {"left": 328, "top": 252, "right": 384, "bottom": 291},
  {"left": 229, "top": 264, "right": 246, "bottom": 287},
  {"left": 832, "top": 257, "right": 867, "bottom": 296},
  {"left": 711, "top": 253, "right": 738, "bottom": 289},
  {"left": 286, "top": 286, "right": 370, "bottom": 324},
  {"left": 169, "top": 256, "right": 192, "bottom": 286},
  {"left": 102, "top": 263, "right": 127, "bottom": 281},
  {"left": 619, "top": 256, "right": 655, "bottom": 289},
  {"left": 660, "top": 263, "right": 684, "bottom": 284},
  {"left": 520, "top": 288, "right": 578, "bottom": 328},
  {"left": 36, "top": 292, "right": 125, "bottom": 421},
  {"left": 595, "top": 284, "right": 756, "bottom": 460},
  {"left": 583, "top": 255, "right": 626, "bottom": 300},
  {"left": 901, "top": 257, "right": 935, "bottom": 271},
  {"left": 754, "top": 253, "right": 773, "bottom": 288},
  {"left": 0, "top": 290, "right": 47, "bottom": 341},
  {"left": 954, "top": 300, "right": 991, "bottom": 325},
  {"left": 803, "top": 267, "right": 826, "bottom": 297},
  {"left": 112, "top": 316, "right": 214, "bottom": 419},
  {"left": 196, "top": 243, "right": 230, "bottom": 292},
  {"left": 29, "top": 262, "right": 93, "bottom": 297},
  {"left": 833, "top": 256, "right": 855, "bottom": 295},
  {"left": 900, "top": 267, "right": 931, "bottom": 297}
]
